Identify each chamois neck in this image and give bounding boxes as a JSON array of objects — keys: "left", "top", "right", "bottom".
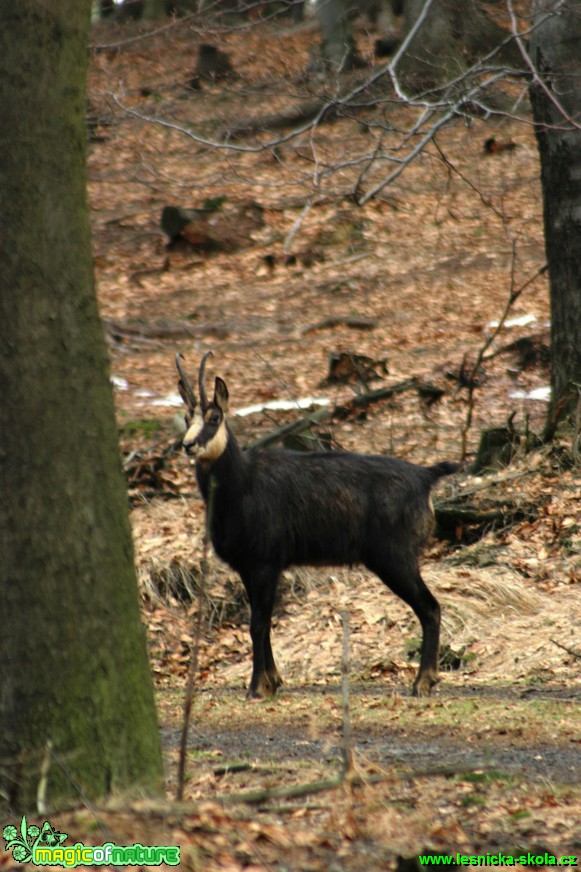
[{"left": 195, "top": 425, "right": 246, "bottom": 499}]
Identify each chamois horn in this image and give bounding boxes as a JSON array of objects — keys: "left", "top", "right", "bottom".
[
  {"left": 175, "top": 353, "right": 197, "bottom": 413},
  {"left": 198, "top": 350, "right": 213, "bottom": 410}
]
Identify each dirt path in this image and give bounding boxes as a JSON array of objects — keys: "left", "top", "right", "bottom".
[
  {"left": 146, "top": 678, "right": 581, "bottom": 868},
  {"left": 172, "top": 683, "right": 580, "bottom": 788}
]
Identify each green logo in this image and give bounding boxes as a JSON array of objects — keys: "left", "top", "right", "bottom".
[
  {"left": 2, "top": 817, "right": 66, "bottom": 863},
  {"left": 3, "top": 816, "right": 180, "bottom": 867}
]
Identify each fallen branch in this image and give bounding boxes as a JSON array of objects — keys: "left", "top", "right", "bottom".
[
  {"left": 434, "top": 500, "right": 535, "bottom": 528},
  {"left": 214, "top": 762, "right": 254, "bottom": 776},
  {"left": 333, "top": 378, "right": 427, "bottom": 417},
  {"left": 248, "top": 407, "right": 330, "bottom": 450},
  {"left": 220, "top": 775, "right": 344, "bottom": 805},
  {"left": 301, "top": 315, "right": 378, "bottom": 334},
  {"left": 551, "top": 638, "right": 581, "bottom": 660},
  {"left": 220, "top": 759, "right": 505, "bottom": 806},
  {"left": 129, "top": 264, "right": 172, "bottom": 286},
  {"left": 103, "top": 317, "right": 230, "bottom": 341}
]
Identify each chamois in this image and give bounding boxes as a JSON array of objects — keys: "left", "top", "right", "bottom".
[{"left": 176, "top": 352, "right": 459, "bottom": 698}]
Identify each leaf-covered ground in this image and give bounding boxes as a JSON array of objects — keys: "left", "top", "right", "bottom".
[{"left": 15, "top": 11, "right": 580, "bottom": 871}]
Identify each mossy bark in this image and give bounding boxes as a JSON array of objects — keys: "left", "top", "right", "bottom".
[
  {"left": 0, "top": 2, "right": 163, "bottom": 811},
  {"left": 529, "top": 0, "right": 581, "bottom": 437}
]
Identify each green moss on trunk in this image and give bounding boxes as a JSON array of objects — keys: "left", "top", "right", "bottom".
[{"left": 0, "top": 1, "right": 163, "bottom": 811}]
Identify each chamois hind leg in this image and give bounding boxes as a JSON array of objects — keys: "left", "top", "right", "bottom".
[
  {"left": 240, "top": 566, "right": 282, "bottom": 699},
  {"left": 368, "top": 556, "right": 441, "bottom": 697}
]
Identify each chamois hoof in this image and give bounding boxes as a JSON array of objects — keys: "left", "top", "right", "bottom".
[
  {"left": 246, "top": 690, "right": 267, "bottom": 701},
  {"left": 270, "top": 672, "right": 283, "bottom": 690},
  {"left": 247, "top": 674, "right": 279, "bottom": 700},
  {"left": 412, "top": 671, "right": 439, "bottom": 697}
]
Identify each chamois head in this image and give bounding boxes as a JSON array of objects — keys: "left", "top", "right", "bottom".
[{"left": 176, "top": 352, "right": 229, "bottom": 463}]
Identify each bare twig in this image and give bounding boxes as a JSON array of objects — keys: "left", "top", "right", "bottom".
[
  {"left": 89, "top": 13, "right": 195, "bottom": 52},
  {"left": 284, "top": 200, "right": 313, "bottom": 252},
  {"left": 507, "top": 0, "right": 581, "bottom": 131},
  {"left": 460, "top": 257, "right": 548, "bottom": 459},
  {"left": 102, "top": 0, "right": 566, "bottom": 216},
  {"left": 340, "top": 611, "right": 354, "bottom": 777},
  {"left": 176, "top": 477, "right": 216, "bottom": 801},
  {"left": 36, "top": 739, "right": 53, "bottom": 815},
  {"left": 572, "top": 385, "right": 581, "bottom": 466},
  {"left": 551, "top": 638, "right": 581, "bottom": 660},
  {"left": 433, "top": 138, "right": 504, "bottom": 219}
]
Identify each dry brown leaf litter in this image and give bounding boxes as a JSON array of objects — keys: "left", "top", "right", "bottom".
[{"left": 51, "top": 13, "right": 581, "bottom": 871}]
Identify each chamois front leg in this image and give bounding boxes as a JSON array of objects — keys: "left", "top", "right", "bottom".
[{"left": 241, "top": 567, "right": 282, "bottom": 699}]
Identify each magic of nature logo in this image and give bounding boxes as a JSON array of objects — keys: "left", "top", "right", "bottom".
[{"left": 3, "top": 816, "right": 180, "bottom": 867}]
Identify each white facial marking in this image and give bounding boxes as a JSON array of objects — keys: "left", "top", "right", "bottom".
[
  {"left": 183, "top": 410, "right": 228, "bottom": 464},
  {"left": 197, "top": 420, "right": 228, "bottom": 463},
  {"left": 184, "top": 410, "right": 204, "bottom": 449}
]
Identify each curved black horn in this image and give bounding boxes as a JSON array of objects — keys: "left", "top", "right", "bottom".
[
  {"left": 198, "top": 350, "right": 213, "bottom": 409},
  {"left": 175, "top": 352, "right": 197, "bottom": 412}
]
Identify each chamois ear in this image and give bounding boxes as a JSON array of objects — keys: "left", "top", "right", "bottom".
[{"left": 214, "top": 377, "right": 229, "bottom": 413}]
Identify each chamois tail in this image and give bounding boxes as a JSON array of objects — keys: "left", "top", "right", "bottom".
[{"left": 428, "top": 460, "right": 462, "bottom": 481}]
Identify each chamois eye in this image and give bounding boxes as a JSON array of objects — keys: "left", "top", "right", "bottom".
[{"left": 210, "top": 412, "right": 220, "bottom": 426}]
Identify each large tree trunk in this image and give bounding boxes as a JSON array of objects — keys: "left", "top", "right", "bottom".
[
  {"left": 0, "top": 2, "right": 163, "bottom": 811},
  {"left": 314, "top": 0, "right": 363, "bottom": 72},
  {"left": 398, "top": 0, "right": 520, "bottom": 92},
  {"left": 529, "top": 0, "right": 581, "bottom": 437}
]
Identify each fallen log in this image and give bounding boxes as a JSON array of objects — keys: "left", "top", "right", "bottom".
[
  {"left": 248, "top": 407, "right": 331, "bottom": 451},
  {"left": 333, "top": 378, "right": 445, "bottom": 418},
  {"left": 301, "top": 316, "right": 378, "bottom": 334},
  {"left": 103, "top": 317, "right": 231, "bottom": 341},
  {"left": 433, "top": 500, "right": 535, "bottom": 528}
]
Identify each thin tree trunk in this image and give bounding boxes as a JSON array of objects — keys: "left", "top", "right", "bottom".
[
  {"left": 529, "top": 0, "right": 581, "bottom": 437},
  {"left": 0, "top": 1, "right": 163, "bottom": 811},
  {"left": 315, "top": 0, "right": 362, "bottom": 72}
]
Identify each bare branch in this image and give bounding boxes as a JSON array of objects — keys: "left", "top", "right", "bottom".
[
  {"left": 460, "top": 255, "right": 549, "bottom": 459},
  {"left": 507, "top": 0, "right": 581, "bottom": 131}
]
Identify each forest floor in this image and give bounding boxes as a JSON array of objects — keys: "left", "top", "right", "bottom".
[{"left": 10, "top": 10, "right": 581, "bottom": 872}]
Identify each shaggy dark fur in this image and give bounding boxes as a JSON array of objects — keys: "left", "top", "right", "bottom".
[{"left": 177, "top": 353, "right": 459, "bottom": 699}]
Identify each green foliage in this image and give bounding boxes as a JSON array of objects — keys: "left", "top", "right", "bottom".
[
  {"left": 203, "top": 195, "right": 228, "bottom": 211},
  {"left": 119, "top": 417, "right": 164, "bottom": 438}
]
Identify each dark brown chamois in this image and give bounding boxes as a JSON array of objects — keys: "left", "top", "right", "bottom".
[{"left": 176, "top": 352, "right": 459, "bottom": 698}]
